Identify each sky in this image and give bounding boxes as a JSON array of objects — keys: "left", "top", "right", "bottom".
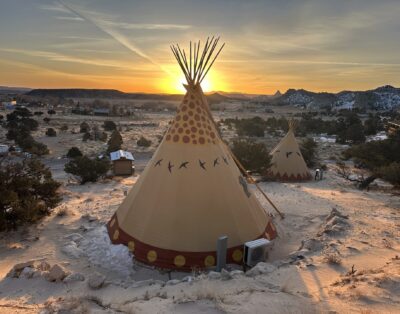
[{"left": 0, "top": 0, "right": 400, "bottom": 94}]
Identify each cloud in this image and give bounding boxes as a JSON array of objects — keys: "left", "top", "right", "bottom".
[
  {"left": 55, "top": 16, "right": 84, "bottom": 21},
  {"left": 0, "top": 48, "right": 149, "bottom": 71},
  {"left": 57, "top": 0, "right": 172, "bottom": 76},
  {"left": 103, "top": 21, "right": 191, "bottom": 30}
]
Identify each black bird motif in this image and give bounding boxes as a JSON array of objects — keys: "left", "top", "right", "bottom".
[
  {"left": 286, "top": 152, "right": 293, "bottom": 158},
  {"left": 213, "top": 158, "right": 219, "bottom": 167},
  {"left": 222, "top": 156, "right": 228, "bottom": 165},
  {"left": 296, "top": 152, "right": 301, "bottom": 156},
  {"left": 168, "top": 161, "right": 174, "bottom": 173},
  {"left": 199, "top": 159, "right": 206, "bottom": 170},
  {"left": 155, "top": 159, "right": 163, "bottom": 167},
  {"left": 179, "top": 161, "right": 189, "bottom": 169}
]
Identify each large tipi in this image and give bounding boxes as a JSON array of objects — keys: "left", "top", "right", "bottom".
[
  {"left": 107, "top": 37, "right": 277, "bottom": 271},
  {"left": 266, "top": 120, "right": 312, "bottom": 181}
]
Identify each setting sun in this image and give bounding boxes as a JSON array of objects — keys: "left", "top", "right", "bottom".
[{"left": 162, "top": 70, "right": 226, "bottom": 94}]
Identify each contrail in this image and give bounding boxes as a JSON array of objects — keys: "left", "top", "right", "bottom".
[{"left": 58, "top": 0, "right": 172, "bottom": 76}]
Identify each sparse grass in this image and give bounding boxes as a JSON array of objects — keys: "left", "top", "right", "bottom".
[
  {"left": 43, "top": 297, "right": 89, "bottom": 314},
  {"left": 382, "top": 238, "right": 393, "bottom": 249},
  {"left": 324, "top": 252, "right": 342, "bottom": 265},
  {"left": 56, "top": 206, "right": 69, "bottom": 217}
]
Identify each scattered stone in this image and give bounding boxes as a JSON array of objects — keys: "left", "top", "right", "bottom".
[
  {"left": 88, "top": 272, "right": 106, "bottom": 289},
  {"left": 64, "top": 273, "right": 85, "bottom": 283},
  {"left": 300, "top": 238, "right": 323, "bottom": 252},
  {"left": 166, "top": 279, "right": 181, "bottom": 286},
  {"left": 130, "top": 279, "right": 155, "bottom": 288},
  {"left": 64, "top": 233, "right": 84, "bottom": 242},
  {"left": 230, "top": 270, "right": 244, "bottom": 278},
  {"left": 326, "top": 208, "right": 349, "bottom": 221},
  {"left": 181, "top": 276, "right": 194, "bottom": 283},
  {"left": 246, "top": 262, "right": 277, "bottom": 277},
  {"left": 46, "top": 264, "right": 69, "bottom": 282},
  {"left": 38, "top": 261, "right": 51, "bottom": 271},
  {"left": 207, "top": 271, "right": 221, "bottom": 280},
  {"left": 220, "top": 268, "right": 232, "bottom": 280},
  {"left": 20, "top": 267, "right": 35, "bottom": 279},
  {"left": 61, "top": 241, "right": 84, "bottom": 259},
  {"left": 6, "top": 260, "right": 36, "bottom": 278}
]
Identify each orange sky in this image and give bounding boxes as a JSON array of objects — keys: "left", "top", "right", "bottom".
[{"left": 1, "top": 1, "right": 400, "bottom": 94}]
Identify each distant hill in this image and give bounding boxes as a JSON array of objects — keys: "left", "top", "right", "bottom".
[
  {"left": 25, "top": 89, "right": 183, "bottom": 101},
  {"left": 273, "top": 85, "right": 400, "bottom": 110},
  {"left": 0, "top": 86, "right": 32, "bottom": 94},
  {"left": 25, "top": 88, "right": 236, "bottom": 104}
]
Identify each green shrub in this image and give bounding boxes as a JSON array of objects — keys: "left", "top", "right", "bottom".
[
  {"left": 0, "top": 158, "right": 61, "bottom": 231},
  {"left": 46, "top": 128, "right": 57, "bottom": 137},
  {"left": 80, "top": 121, "right": 90, "bottom": 133},
  {"left": 103, "top": 120, "right": 117, "bottom": 131},
  {"left": 231, "top": 140, "right": 271, "bottom": 174},
  {"left": 107, "top": 130, "right": 123, "bottom": 152},
  {"left": 137, "top": 136, "right": 152, "bottom": 147},
  {"left": 66, "top": 147, "right": 83, "bottom": 159},
  {"left": 300, "top": 138, "right": 318, "bottom": 167},
  {"left": 64, "top": 156, "right": 110, "bottom": 184}
]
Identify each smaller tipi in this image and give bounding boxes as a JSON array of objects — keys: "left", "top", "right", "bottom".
[{"left": 266, "top": 120, "right": 311, "bottom": 181}]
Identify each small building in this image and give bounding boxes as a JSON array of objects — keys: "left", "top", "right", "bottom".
[
  {"left": 0, "top": 144, "right": 9, "bottom": 156},
  {"left": 110, "top": 150, "right": 135, "bottom": 176},
  {"left": 93, "top": 108, "right": 110, "bottom": 116}
]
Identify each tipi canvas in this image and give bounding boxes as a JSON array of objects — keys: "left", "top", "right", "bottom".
[
  {"left": 107, "top": 38, "right": 277, "bottom": 271},
  {"left": 267, "top": 120, "right": 312, "bottom": 181}
]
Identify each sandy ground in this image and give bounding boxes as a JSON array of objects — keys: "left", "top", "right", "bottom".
[
  {"left": 0, "top": 164, "right": 399, "bottom": 313},
  {"left": 0, "top": 111, "right": 399, "bottom": 313}
]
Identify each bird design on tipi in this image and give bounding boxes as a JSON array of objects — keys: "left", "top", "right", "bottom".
[
  {"left": 107, "top": 37, "right": 277, "bottom": 271},
  {"left": 266, "top": 120, "right": 312, "bottom": 181}
]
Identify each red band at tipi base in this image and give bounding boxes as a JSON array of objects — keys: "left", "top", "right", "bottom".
[{"left": 107, "top": 214, "right": 277, "bottom": 271}]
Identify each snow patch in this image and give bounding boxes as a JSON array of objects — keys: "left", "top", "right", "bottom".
[{"left": 68, "top": 226, "right": 134, "bottom": 277}]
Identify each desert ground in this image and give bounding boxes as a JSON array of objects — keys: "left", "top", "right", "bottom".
[{"left": 0, "top": 109, "right": 399, "bottom": 314}]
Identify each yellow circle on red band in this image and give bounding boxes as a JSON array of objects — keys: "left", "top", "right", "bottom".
[
  {"left": 174, "top": 255, "right": 186, "bottom": 267},
  {"left": 204, "top": 255, "right": 215, "bottom": 267},
  {"left": 147, "top": 250, "right": 157, "bottom": 262},
  {"left": 232, "top": 249, "right": 243, "bottom": 262},
  {"left": 113, "top": 230, "right": 119, "bottom": 240},
  {"left": 128, "top": 241, "right": 135, "bottom": 252}
]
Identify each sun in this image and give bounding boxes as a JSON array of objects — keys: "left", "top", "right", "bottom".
[{"left": 173, "top": 76, "right": 213, "bottom": 93}]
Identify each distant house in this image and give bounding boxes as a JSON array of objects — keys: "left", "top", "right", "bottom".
[
  {"left": 0, "top": 144, "right": 9, "bottom": 156},
  {"left": 93, "top": 108, "right": 110, "bottom": 116},
  {"left": 110, "top": 150, "right": 135, "bottom": 176},
  {"left": 2, "top": 100, "right": 17, "bottom": 110}
]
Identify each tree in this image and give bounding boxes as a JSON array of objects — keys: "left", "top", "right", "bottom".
[
  {"left": 66, "top": 147, "right": 83, "bottom": 159},
  {"left": 300, "top": 138, "right": 318, "bottom": 167},
  {"left": 137, "top": 136, "right": 152, "bottom": 147},
  {"left": 80, "top": 121, "right": 90, "bottom": 133},
  {"left": 60, "top": 124, "right": 68, "bottom": 132},
  {"left": 47, "top": 109, "right": 56, "bottom": 115},
  {"left": 107, "top": 130, "right": 123, "bottom": 152},
  {"left": 82, "top": 132, "right": 91, "bottom": 142},
  {"left": 64, "top": 156, "right": 110, "bottom": 184},
  {"left": 0, "top": 158, "right": 61, "bottom": 231},
  {"left": 43, "top": 117, "right": 51, "bottom": 123},
  {"left": 34, "top": 111, "right": 44, "bottom": 116},
  {"left": 103, "top": 120, "right": 117, "bottom": 131},
  {"left": 231, "top": 140, "right": 271, "bottom": 174},
  {"left": 336, "top": 112, "right": 365, "bottom": 144},
  {"left": 341, "top": 130, "right": 400, "bottom": 188},
  {"left": 46, "top": 128, "right": 57, "bottom": 137}
]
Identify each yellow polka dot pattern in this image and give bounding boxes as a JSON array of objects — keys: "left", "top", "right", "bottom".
[
  {"left": 174, "top": 255, "right": 186, "bottom": 267},
  {"left": 165, "top": 92, "right": 218, "bottom": 145},
  {"left": 204, "top": 255, "right": 215, "bottom": 267},
  {"left": 232, "top": 249, "right": 243, "bottom": 262},
  {"left": 128, "top": 241, "right": 135, "bottom": 252},
  {"left": 147, "top": 250, "right": 157, "bottom": 263}
]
